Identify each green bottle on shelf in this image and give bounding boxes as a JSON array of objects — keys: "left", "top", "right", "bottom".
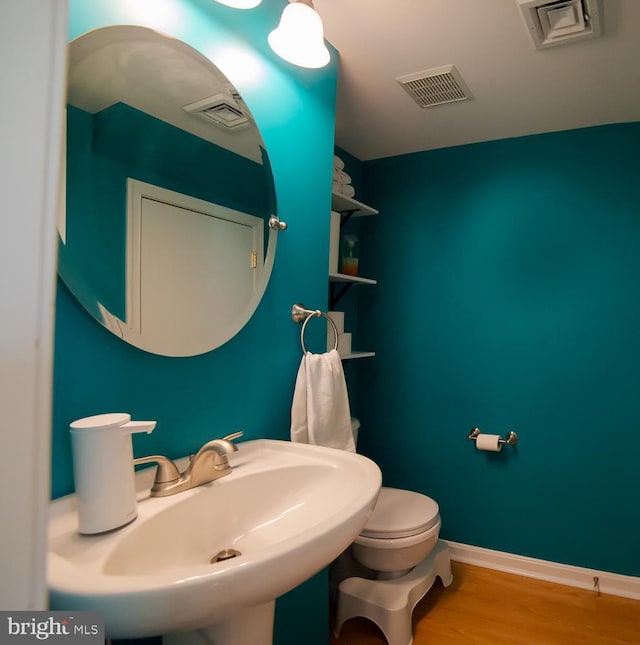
[{"left": 341, "top": 234, "right": 359, "bottom": 276}]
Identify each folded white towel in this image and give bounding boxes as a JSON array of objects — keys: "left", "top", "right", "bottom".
[
  {"left": 333, "top": 169, "right": 352, "bottom": 185},
  {"left": 339, "top": 184, "right": 355, "bottom": 198},
  {"left": 333, "top": 155, "right": 345, "bottom": 171},
  {"left": 290, "top": 349, "right": 355, "bottom": 452}
]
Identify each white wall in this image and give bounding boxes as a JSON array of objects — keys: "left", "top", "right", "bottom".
[{"left": 0, "top": 0, "right": 67, "bottom": 608}]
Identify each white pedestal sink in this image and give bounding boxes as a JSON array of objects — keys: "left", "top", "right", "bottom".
[{"left": 48, "top": 439, "right": 381, "bottom": 642}]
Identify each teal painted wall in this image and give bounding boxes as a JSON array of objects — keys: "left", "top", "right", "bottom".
[
  {"left": 351, "top": 122, "right": 640, "bottom": 577},
  {"left": 54, "top": 1, "right": 338, "bottom": 642}
]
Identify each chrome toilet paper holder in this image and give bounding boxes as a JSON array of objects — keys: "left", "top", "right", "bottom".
[{"left": 468, "top": 427, "right": 519, "bottom": 446}]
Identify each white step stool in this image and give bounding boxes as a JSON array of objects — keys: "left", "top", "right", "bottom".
[{"left": 334, "top": 540, "right": 453, "bottom": 645}]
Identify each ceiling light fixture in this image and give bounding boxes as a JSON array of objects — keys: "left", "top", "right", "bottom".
[
  {"left": 214, "top": 0, "right": 262, "bottom": 8},
  {"left": 268, "top": 0, "right": 330, "bottom": 69}
]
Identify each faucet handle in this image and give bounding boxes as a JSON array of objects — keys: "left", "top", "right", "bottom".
[
  {"left": 222, "top": 430, "right": 244, "bottom": 443},
  {"left": 133, "top": 455, "right": 181, "bottom": 486}
]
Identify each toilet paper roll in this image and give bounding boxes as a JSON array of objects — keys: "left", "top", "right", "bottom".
[
  {"left": 337, "top": 332, "right": 352, "bottom": 357},
  {"left": 327, "top": 311, "right": 345, "bottom": 351},
  {"left": 475, "top": 434, "right": 502, "bottom": 452},
  {"left": 328, "top": 311, "right": 345, "bottom": 333}
]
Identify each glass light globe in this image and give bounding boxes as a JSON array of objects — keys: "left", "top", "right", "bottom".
[
  {"left": 268, "top": 2, "right": 330, "bottom": 69},
  {"left": 214, "top": 0, "right": 261, "bottom": 8}
]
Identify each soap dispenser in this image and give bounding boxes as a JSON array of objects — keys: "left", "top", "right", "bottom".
[{"left": 69, "top": 413, "right": 156, "bottom": 534}]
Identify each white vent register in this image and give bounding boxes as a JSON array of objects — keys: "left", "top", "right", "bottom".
[
  {"left": 396, "top": 65, "right": 473, "bottom": 108},
  {"left": 182, "top": 92, "right": 250, "bottom": 130},
  {"left": 518, "top": 0, "right": 602, "bottom": 49}
]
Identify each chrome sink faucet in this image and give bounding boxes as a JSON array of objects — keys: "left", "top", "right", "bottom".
[{"left": 134, "top": 431, "right": 243, "bottom": 497}]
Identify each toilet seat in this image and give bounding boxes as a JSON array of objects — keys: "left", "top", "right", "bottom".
[{"left": 360, "top": 487, "right": 440, "bottom": 539}]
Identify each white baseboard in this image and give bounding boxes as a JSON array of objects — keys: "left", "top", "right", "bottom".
[{"left": 444, "top": 540, "right": 640, "bottom": 600}]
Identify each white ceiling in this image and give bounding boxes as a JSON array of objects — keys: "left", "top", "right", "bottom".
[{"left": 313, "top": 0, "right": 640, "bottom": 161}]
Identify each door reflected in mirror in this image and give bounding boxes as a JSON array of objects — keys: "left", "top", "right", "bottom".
[{"left": 60, "top": 25, "right": 279, "bottom": 356}]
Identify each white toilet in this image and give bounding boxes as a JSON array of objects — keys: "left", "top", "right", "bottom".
[
  {"left": 332, "top": 421, "right": 453, "bottom": 645},
  {"left": 351, "top": 487, "right": 442, "bottom": 578}
]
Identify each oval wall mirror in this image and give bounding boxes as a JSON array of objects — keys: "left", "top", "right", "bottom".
[{"left": 60, "top": 25, "right": 280, "bottom": 357}]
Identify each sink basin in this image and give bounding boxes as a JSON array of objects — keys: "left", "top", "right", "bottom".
[{"left": 48, "top": 439, "right": 381, "bottom": 639}]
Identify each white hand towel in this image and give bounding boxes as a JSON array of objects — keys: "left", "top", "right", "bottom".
[
  {"left": 339, "top": 184, "right": 355, "bottom": 198},
  {"left": 333, "top": 155, "right": 345, "bottom": 171},
  {"left": 290, "top": 349, "right": 355, "bottom": 452},
  {"left": 333, "top": 169, "right": 352, "bottom": 185}
]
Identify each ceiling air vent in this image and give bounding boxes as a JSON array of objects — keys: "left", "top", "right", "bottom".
[
  {"left": 518, "top": 0, "right": 602, "bottom": 49},
  {"left": 182, "top": 93, "right": 249, "bottom": 130},
  {"left": 396, "top": 65, "right": 473, "bottom": 109}
]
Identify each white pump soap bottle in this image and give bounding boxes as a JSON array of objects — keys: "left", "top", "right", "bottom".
[{"left": 70, "top": 412, "right": 156, "bottom": 534}]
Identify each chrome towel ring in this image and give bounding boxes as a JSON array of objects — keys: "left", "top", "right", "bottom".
[{"left": 291, "top": 303, "right": 339, "bottom": 355}]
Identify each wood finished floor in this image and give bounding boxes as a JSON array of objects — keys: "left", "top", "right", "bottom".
[{"left": 330, "top": 561, "right": 640, "bottom": 645}]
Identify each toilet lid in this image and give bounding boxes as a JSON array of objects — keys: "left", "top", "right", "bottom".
[{"left": 360, "top": 487, "right": 440, "bottom": 539}]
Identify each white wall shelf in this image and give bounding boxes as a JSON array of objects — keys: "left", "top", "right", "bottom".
[
  {"left": 341, "top": 351, "right": 376, "bottom": 360},
  {"left": 331, "top": 192, "right": 378, "bottom": 217},
  {"left": 328, "top": 192, "right": 378, "bottom": 359},
  {"left": 329, "top": 272, "right": 377, "bottom": 285}
]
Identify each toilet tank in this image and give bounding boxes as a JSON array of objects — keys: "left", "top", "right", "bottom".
[{"left": 351, "top": 418, "right": 361, "bottom": 447}]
